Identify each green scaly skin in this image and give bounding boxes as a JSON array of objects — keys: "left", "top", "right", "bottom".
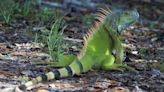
[{"left": 4, "top": 8, "right": 139, "bottom": 92}]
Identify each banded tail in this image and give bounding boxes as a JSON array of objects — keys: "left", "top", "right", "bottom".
[{"left": 16, "top": 59, "right": 84, "bottom": 91}]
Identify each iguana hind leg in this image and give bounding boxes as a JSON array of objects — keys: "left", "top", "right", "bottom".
[
  {"left": 33, "top": 54, "right": 76, "bottom": 68},
  {"left": 101, "top": 54, "right": 115, "bottom": 69},
  {"left": 101, "top": 54, "right": 127, "bottom": 71},
  {"left": 101, "top": 54, "right": 138, "bottom": 73}
]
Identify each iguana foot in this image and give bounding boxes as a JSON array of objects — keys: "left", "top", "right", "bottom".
[{"left": 105, "top": 64, "right": 138, "bottom": 73}]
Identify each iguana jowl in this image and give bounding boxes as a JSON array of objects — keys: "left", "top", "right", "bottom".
[{"left": 12, "top": 8, "right": 139, "bottom": 92}]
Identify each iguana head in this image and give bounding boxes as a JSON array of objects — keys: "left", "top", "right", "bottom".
[
  {"left": 111, "top": 9, "right": 139, "bottom": 32},
  {"left": 94, "top": 8, "right": 139, "bottom": 33}
]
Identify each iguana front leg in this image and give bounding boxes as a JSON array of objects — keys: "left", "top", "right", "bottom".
[
  {"left": 104, "top": 26, "right": 124, "bottom": 64},
  {"left": 104, "top": 28, "right": 137, "bottom": 72},
  {"left": 113, "top": 34, "right": 124, "bottom": 64},
  {"left": 111, "top": 34, "right": 138, "bottom": 72}
]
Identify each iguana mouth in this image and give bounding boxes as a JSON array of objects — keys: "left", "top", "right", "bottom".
[{"left": 117, "top": 21, "right": 138, "bottom": 34}]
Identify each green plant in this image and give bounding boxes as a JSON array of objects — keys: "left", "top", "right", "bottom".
[
  {"left": 36, "top": 7, "right": 55, "bottom": 22},
  {"left": 41, "top": 32, "right": 47, "bottom": 47},
  {"left": 0, "top": 11, "right": 11, "bottom": 24},
  {"left": 21, "top": 0, "right": 34, "bottom": 16},
  {"left": 33, "top": 19, "right": 66, "bottom": 62},
  {"left": 159, "top": 60, "right": 164, "bottom": 72},
  {"left": 139, "top": 48, "right": 148, "bottom": 56},
  {"left": 83, "top": 14, "right": 95, "bottom": 27},
  {"left": 13, "top": 0, "right": 36, "bottom": 17},
  {"left": 48, "top": 17, "right": 67, "bottom": 62},
  {"left": 34, "top": 32, "right": 38, "bottom": 45},
  {"left": 0, "top": 0, "right": 16, "bottom": 24}
]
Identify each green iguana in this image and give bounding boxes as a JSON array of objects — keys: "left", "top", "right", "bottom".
[{"left": 5, "top": 8, "right": 139, "bottom": 92}]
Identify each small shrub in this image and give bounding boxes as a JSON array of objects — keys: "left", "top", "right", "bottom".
[
  {"left": 83, "top": 14, "right": 95, "bottom": 27},
  {"left": 48, "top": 17, "right": 67, "bottom": 61},
  {"left": 0, "top": 0, "right": 16, "bottom": 24}
]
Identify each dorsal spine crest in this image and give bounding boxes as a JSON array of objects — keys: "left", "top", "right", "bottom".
[{"left": 78, "top": 8, "right": 112, "bottom": 59}]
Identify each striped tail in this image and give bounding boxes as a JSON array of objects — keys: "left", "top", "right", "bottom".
[{"left": 15, "top": 59, "right": 84, "bottom": 91}]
